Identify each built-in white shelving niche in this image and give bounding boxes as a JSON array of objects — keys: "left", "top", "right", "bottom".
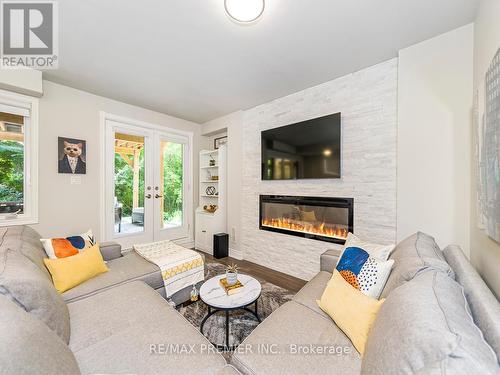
[{"left": 195, "top": 145, "right": 227, "bottom": 253}]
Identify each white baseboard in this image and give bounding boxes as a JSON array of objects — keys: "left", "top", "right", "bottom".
[{"left": 196, "top": 246, "right": 212, "bottom": 255}]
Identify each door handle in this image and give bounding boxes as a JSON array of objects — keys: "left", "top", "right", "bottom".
[
  {"left": 155, "top": 194, "right": 163, "bottom": 199},
  {"left": 145, "top": 194, "right": 152, "bottom": 199}
]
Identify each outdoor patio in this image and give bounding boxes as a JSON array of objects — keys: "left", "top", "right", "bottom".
[{"left": 115, "top": 216, "right": 144, "bottom": 234}]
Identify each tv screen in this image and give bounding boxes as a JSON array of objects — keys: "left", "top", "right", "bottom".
[{"left": 261, "top": 112, "right": 341, "bottom": 180}]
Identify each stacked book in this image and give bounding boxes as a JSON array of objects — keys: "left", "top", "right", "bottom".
[{"left": 219, "top": 278, "right": 244, "bottom": 295}]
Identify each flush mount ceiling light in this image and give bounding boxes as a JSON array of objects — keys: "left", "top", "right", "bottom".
[{"left": 224, "top": 0, "right": 265, "bottom": 23}]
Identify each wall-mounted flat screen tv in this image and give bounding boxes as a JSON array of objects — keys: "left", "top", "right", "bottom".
[{"left": 261, "top": 112, "right": 341, "bottom": 180}]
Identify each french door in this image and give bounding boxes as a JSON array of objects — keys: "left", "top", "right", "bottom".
[{"left": 103, "top": 116, "right": 191, "bottom": 249}]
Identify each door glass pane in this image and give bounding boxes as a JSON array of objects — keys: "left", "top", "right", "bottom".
[
  {"left": 161, "top": 140, "right": 183, "bottom": 229},
  {"left": 0, "top": 112, "right": 24, "bottom": 215},
  {"left": 114, "top": 132, "right": 145, "bottom": 234}
]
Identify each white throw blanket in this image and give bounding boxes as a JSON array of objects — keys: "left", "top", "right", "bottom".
[{"left": 133, "top": 240, "right": 204, "bottom": 298}]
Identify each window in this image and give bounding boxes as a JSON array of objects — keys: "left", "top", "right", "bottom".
[
  {"left": 160, "top": 140, "right": 184, "bottom": 229},
  {"left": 113, "top": 132, "right": 145, "bottom": 235},
  {"left": 0, "top": 90, "right": 38, "bottom": 226}
]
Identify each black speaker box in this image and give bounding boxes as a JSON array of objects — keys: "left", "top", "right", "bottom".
[{"left": 213, "top": 233, "right": 229, "bottom": 259}]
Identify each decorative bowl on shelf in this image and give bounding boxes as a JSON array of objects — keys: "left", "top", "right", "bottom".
[
  {"left": 205, "top": 186, "right": 216, "bottom": 196},
  {"left": 203, "top": 205, "right": 218, "bottom": 213}
]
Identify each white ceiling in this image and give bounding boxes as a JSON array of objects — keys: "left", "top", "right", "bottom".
[{"left": 45, "top": 0, "right": 480, "bottom": 123}]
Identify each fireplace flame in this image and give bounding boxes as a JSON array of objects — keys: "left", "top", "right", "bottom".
[{"left": 261, "top": 217, "right": 348, "bottom": 240}]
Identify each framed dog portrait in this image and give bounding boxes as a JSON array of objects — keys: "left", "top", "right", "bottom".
[{"left": 58, "top": 137, "right": 87, "bottom": 174}]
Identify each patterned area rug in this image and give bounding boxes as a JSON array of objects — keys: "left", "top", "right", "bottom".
[{"left": 178, "top": 262, "right": 294, "bottom": 352}]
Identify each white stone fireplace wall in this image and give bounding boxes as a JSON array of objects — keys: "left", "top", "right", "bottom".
[{"left": 241, "top": 59, "right": 398, "bottom": 280}]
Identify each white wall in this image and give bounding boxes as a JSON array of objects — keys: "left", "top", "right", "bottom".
[
  {"left": 31, "top": 80, "right": 202, "bottom": 240},
  {"left": 470, "top": 0, "right": 500, "bottom": 298},
  {"left": 397, "top": 24, "right": 474, "bottom": 254},
  {"left": 201, "top": 111, "right": 243, "bottom": 258}
]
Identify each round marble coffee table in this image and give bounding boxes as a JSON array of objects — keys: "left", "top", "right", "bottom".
[{"left": 199, "top": 274, "right": 262, "bottom": 350}]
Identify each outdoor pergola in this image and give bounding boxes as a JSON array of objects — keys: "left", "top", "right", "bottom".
[
  {"left": 0, "top": 113, "right": 24, "bottom": 142},
  {"left": 114, "top": 133, "right": 144, "bottom": 210},
  {"left": 114, "top": 133, "right": 169, "bottom": 227}
]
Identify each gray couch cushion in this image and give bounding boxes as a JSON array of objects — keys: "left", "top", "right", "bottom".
[
  {"left": 62, "top": 251, "right": 162, "bottom": 302},
  {"left": 320, "top": 248, "right": 341, "bottom": 272},
  {"left": 98, "top": 241, "right": 122, "bottom": 261},
  {"left": 381, "top": 256, "right": 455, "bottom": 299},
  {"left": 68, "top": 281, "right": 226, "bottom": 375},
  {"left": 0, "top": 295, "right": 80, "bottom": 375},
  {"left": 216, "top": 365, "right": 242, "bottom": 375},
  {"left": 444, "top": 245, "right": 500, "bottom": 361},
  {"left": 362, "top": 271, "right": 499, "bottom": 374},
  {"left": 0, "top": 225, "right": 51, "bottom": 278},
  {"left": 381, "top": 232, "right": 454, "bottom": 298},
  {"left": 0, "top": 246, "right": 70, "bottom": 343},
  {"left": 292, "top": 270, "right": 331, "bottom": 318},
  {"left": 231, "top": 301, "right": 361, "bottom": 375},
  {"left": 390, "top": 232, "right": 446, "bottom": 261}
]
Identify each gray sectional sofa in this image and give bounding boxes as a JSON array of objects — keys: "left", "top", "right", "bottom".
[
  {"left": 1, "top": 225, "right": 499, "bottom": 374},
  {"left": 0, "top": 226, "right": 238, "bottom": 375},
  {"left": 63, "top": 239, "right": 202, "bottom": 306},
  {"left": 230, "top": 232, "right": 500, "bottom": 374}
]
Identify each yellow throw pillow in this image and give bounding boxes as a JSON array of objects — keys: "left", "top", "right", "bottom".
[
  {"left": 44, "top": 244, "right": 108, "bottom": 293},
  {"left": 317, "top": 269, "right": 384, "bottom": 356}
]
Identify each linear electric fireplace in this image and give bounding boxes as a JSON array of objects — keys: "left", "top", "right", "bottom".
[{"left": 259, "top": 195, "right": 354, "bottom": 244}]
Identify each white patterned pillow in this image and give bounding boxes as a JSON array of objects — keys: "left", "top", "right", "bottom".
[
  {"left": 336, "top": 246, "right": 394, "bottom": 299},
  {"left": 40, "top": 229, "right": 94, "bottom": 259},
  {"left": 339, "top": 233, "right": 395, "bottom": 262}
]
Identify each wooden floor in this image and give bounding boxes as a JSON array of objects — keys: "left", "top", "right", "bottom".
[{"left": 199, "top": 251, "right": 307, "bottom": 293}]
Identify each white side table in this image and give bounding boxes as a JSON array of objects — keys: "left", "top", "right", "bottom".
[{"left": 199, "top": 274, "right": 262, "bottom": 350}]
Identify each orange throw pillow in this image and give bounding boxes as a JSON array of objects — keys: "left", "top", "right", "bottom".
[{"left": 51, "top": 238, "right": 79, "bottom": 258}]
